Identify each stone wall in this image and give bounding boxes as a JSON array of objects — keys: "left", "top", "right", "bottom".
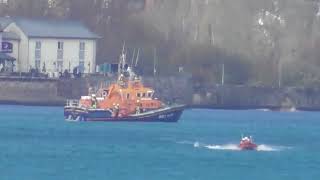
[
  {"left": 2, "top": 76, "right": 320, "bottom": 111},
  {"left": 142, "top": 75, "right": 193, "bottom": 104},
  {"left": 0, "top": 75, "right": 192, "bottom": 106},
  {"left": 0, "top": 77, "right": 64, "bottom": 105},
  {"left": 193, "top": 85, "right": 320, "bottom": 110}
]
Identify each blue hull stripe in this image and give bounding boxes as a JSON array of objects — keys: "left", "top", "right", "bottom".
[{"left": 64, "top": 106, "right": 184, "bottom": 122}]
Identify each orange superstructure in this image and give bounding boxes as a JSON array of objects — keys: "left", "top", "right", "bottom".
[
  {"left": 79, "top": 71, "right": 163, "bottom": 117},
  {"left": 77, "top": 45, "right": 166, "bottom": 117}
]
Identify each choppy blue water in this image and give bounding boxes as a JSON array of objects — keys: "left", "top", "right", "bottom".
[{"left": 0, "top": 105, "right": 319, "bottom": 180}]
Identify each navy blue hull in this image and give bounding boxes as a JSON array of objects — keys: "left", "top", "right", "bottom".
[{"left": 64, "top": 106, "right": 184, "bottom": 122}]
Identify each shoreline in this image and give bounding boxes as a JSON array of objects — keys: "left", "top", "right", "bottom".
[
  {"left": 189, "top": 105, "right": 320, "bottom": 112},
  {"left": 0, "top": 100, "right": 65, "bottom": 107},
  {"left": 2, "top": 101, "right": 320, "bottom": 112},
  {"left": 2, "top": 75, "right": 320, "bottom": 112}
]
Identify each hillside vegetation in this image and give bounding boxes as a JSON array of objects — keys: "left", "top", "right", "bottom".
[{"left": 1, "top": 0, "right": 320, "bottom": 87}]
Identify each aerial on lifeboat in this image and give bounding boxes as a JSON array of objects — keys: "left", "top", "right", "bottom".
[{"left": 64, "top": 45, "right": 185, "bottom": 122}]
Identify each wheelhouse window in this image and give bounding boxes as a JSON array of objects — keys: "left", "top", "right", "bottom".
[
  {"left": 35, "top": 41, "right": 41, "bottom": 70},
  {"left": 127, "top": 93, "right": 130, "bottom": 99},
  {"left": 137, "top": 93, "right": 141, "bottom": 98},
  {"left": 142, "top": 93, "right": 146, "bottom": 97},
  {"left": 103, "top": 90, "right": 108, "bottom": 97},
  {"left": 148, "top": 92, "right": 152, "bottom": 97}
]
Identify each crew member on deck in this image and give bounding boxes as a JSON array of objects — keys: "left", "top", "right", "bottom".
[
  {"left": 136, "top": 106, "right": 141, "bottom": 114},
  {"left": 113, "top": 103, "right": 120, "bottom": 117},
  {"left": 136, "top": 100, "right": 143, "bottom": 114},
  {"left": 118, "top": 74, "right": 125, "bottom": 86},
  {"left": 91, "top": 94, "right": 98, "bottom": 108}
]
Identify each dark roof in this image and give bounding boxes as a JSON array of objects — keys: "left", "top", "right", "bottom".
[
  {"left": 2, "top": 31, "right": 20, "bottom": 41},
  {"left": 13, "top": 18, "right": 100, "bottom": 39},
  {"left": 0, "top": 53, "right": 15, "bottom": 61},
  {"left": 0, "top": 17, "right": 13, "bottom": 30}
]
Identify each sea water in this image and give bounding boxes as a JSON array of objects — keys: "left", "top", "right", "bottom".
[{"left": 0, "top": 105, "right": 319, "bottom": 180}]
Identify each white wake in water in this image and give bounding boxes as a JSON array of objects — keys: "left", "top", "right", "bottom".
[
  {"left": 192, "top": 142, "right": 287, "bottom": 152},
  {"left": 204, "top": 144, "right": 240, "bottom": 151},
  {"left": 256, "top": 144, "right": 288, "bottom": 151}
]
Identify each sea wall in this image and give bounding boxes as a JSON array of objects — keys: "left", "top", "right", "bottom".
[
  {"left": 193, "top": 85, "right": 320, "bottom": 110},
  {"left": 0, "top": 75, "right": 193, "bottom": 106},
  {"left": 1, "top": 76, "right": 320, "bottom": 110},
  {"left": 0, "top": 77, "right": 64, "bottom": 106}
]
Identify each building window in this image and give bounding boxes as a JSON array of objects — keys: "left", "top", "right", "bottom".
[
  {"left": 35, "top": 41, "right": 41, "bottom": 70},
  {"left": 36, "top": 41, "right": 41, "bottom": 49},
  {"left": 58, "top": 41, "right": 64, "bottom": 50},
  {"left": 79, "top": 42, "right": 85, "bottom": 73},
  {"left": 57, "top": 41, "right": 64, "bottom": 72},
  {"left": 79, "top": 42, "right": 85, "bottom": 60}
]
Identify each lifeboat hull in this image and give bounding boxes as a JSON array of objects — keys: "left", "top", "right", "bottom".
[
  {"left": 239, "top": 143, "right": 258, "bottom": 150},
  {"left": 64, "top": 105, "right": 184, "bottom": 122}
]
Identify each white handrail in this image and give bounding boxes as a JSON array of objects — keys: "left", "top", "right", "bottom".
[{"left": 66, "top": 99, "right": 80, "bottom": 107}]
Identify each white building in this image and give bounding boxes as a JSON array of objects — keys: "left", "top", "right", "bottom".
[{"left": 0, "top": 17, "right": 99, "bottom": 74}]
